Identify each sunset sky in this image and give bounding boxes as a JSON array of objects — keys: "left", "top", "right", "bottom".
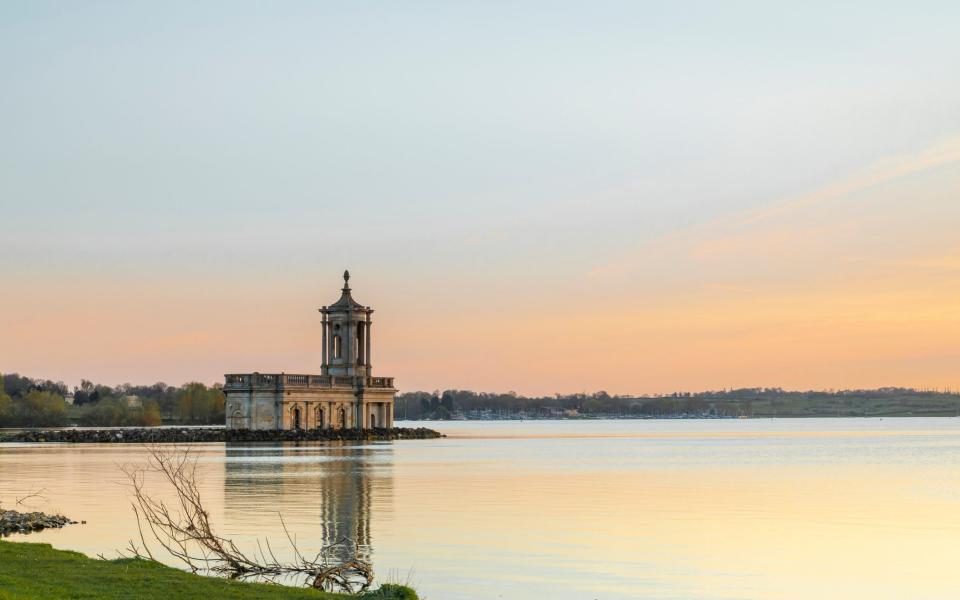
[{"left": 2, "top": 2, "right": 959, "bottom": 395}]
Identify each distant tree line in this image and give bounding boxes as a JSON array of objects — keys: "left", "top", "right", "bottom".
[
  {"left": 396, "top": 387, "right": 960, "bottom": 419},
  {"left": 0, "top": 373, "right": 225, "bottom": 428},
  {"left": 396, "top": 389, "right": 719, "bottom": 419},
  {"left": 5, "top": 373, "right": 957, "bottom": 427}
]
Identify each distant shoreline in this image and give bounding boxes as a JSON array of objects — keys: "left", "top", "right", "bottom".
[{"left": 403, "top": 413, "right": 960, "bottom": 421}]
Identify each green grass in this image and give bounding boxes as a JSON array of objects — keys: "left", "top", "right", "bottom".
[{"left": 0, "top": 541, "right": 417, "bottom": 600}]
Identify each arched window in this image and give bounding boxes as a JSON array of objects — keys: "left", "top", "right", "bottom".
[
  {"left": 333, "top": 335, "right": 342, "bottom": 358},
  {"left": 292, "top": 406, "right": 302, "bottom": 430}
]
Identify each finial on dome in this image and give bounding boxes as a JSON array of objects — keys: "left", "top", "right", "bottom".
[{"left": 343, "top": 269, "right": 351, "bottom": 290}]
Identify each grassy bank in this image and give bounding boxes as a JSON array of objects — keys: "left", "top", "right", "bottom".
[{"left": 0, "top": 541, "right": 416, "bottom": 600}]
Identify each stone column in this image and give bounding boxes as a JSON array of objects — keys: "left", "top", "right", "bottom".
[
  {"left": 321, "top": 314, "right": 328, "bottom": 373},
  {"left": 346, "top": 314, "right": 354, "bottom": 372},
  {"left": 365, "top": 319, "right": 372, "bottom": 370}
]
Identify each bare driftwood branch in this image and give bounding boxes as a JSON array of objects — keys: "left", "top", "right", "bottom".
[
  {"left": 15, "top": 486, "right": 48, "bottom": 506},
  {"left": 121, "top": 444, "right": 373, "bottom": 592}
]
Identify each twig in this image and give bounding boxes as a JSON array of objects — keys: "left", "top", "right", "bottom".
[{"left": 16, "top": 486, "right": 48, "bottom": 506}]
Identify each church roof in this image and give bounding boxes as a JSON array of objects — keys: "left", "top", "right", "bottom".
[{"left": 324, "top": 270, "right": 369, "bottom": 312}]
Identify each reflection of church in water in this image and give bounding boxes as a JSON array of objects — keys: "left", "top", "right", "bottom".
[{"left": 223, "top": 442, "right": 389, "bottom": 564}]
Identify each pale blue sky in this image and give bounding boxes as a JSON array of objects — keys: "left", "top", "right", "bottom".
[{"left": 2, "top": 2, "right": 959, "bottom": 392}]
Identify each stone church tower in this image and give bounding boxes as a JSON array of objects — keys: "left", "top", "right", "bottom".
[
  {"left": 321, "top": 270, "right": 373, "bottom": 378},
  {"left": 224, "top": 271, "right": 396, "bottom": 431}
]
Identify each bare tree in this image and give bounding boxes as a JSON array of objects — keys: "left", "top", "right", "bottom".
[{"left": 121, "top": 444, "right": 373, "bottom": 593}]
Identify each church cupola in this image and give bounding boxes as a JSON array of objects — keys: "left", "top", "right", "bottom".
[{"left": 319, "top": 270, "right": 374, "bottom": 377}]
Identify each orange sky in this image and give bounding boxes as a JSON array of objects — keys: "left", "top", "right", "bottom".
[{"left": 3, "top": 138, "right": 959, "bottom": 395}]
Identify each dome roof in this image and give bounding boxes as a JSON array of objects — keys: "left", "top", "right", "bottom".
[{"left": 323, "top": 270, "right": 369, "bottom": 313}]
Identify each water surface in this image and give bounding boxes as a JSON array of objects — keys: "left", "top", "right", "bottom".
[{"left": 3, "top": 418, "right": 960, "bottom": 599}]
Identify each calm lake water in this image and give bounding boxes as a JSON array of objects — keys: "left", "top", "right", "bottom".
[{"left": 3, "top": 418, "right": 960, "bottom": 599}]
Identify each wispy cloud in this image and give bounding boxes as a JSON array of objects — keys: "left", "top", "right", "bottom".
[
  {"left": 593, "top": 135, "right": 960, "bottom": 280},
  {"left": 740, "top": 136, "right": 960, "bottom": 226}
]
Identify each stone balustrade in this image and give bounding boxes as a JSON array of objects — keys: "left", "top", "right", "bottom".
[{"left": 224, "top": 373, "right": 394, "bottom": 390}]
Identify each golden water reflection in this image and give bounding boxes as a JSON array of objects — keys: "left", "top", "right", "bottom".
[
  {"left": 221, "top": 443, "right": 383, "bottom": 566},
  {"left": 2, "top": 419, "right": 960, "bottom": 599}
]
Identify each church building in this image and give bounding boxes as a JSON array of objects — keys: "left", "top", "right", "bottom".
[{"left": 224, "top": 271, "right": 396, "bottom": 430}]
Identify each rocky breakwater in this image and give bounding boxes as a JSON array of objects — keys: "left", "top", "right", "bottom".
[
  {"left": 1, "top": 510, "right": 77, "bottom": 537},
  {"left": 226, "top": 426, "right": 444, "bottom": 442},
  {"left": 0, "top": 427, "right": 444, "bottom": 444},
  {"left": 0, "top": 428, "right": 226, "bottom": 444}
]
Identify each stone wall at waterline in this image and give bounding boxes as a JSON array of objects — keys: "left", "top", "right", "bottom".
[{"left": 0, "top": 427, "right": 443, "bottom": 444}]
